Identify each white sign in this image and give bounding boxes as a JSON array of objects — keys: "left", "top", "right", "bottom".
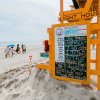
[
  {"left": 55, "top": 25, "right": 87, "bottom": 62},
  {"left": 55, "top": 27, "right": 65, "bottom": 62},
  {"left": 64, "top": 25, "right": 87, "bottom": 37}
]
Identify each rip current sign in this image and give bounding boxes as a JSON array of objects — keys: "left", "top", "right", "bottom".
[{"left": 54, "top": 23, "right": 90, "bottom": 83}]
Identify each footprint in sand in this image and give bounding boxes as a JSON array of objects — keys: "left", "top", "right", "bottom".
[
  {"left": 4, "top": 79, "right": 19, "bottom": 89},
  {"left": 5, "top": 93, "right": 20, "bottom": 100}
]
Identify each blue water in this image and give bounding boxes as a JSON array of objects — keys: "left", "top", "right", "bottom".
[{"left": 0, "top": 41, "right": 43, "bottom": 47}]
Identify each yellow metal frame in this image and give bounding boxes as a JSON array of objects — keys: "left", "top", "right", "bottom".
[
  {"left": 37, "top": 21, "right": 91, "bottom": 84},
  {"left": 37, "top": 0, "right": 100, "bottom": 90},
  {"left": 59, "top": 0, "right": 100, "bottom": 22},
  {"left": 51, "top": 21, "right": 90, "bottom": 84}
]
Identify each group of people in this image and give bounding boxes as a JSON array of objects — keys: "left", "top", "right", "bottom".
[
  {"left": 5, "top": 44, "right": 26, "bottom": 58},
  {"left": 16, "top": 44, "right": 26, "bottom": 54}
]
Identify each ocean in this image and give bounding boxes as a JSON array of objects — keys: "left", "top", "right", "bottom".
[{"left": 0, "top": 41, "right": 43, "bottom": 47}]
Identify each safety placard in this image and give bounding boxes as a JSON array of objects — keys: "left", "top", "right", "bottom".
[{"left": 55, "top": 25, "right": 87, "bottom": 81}]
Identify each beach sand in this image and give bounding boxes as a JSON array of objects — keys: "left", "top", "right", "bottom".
[
  {"left": 0, "top": 45, "right": 45, "bottom": 74},
  {"left": 0, "top": 45, "right": 100, "bottom": 100}
]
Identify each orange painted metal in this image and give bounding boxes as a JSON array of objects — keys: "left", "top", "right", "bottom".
[
  {"left": 96, "top": 0, "right": 100, "bottom": 90},
  {"left": 60, "top": 0, "right": 64, "bottom": 23},
  {"left": 36, "top": 0, "right": 100, "bottom": 90},
  {"left": 51, "top": 22, "right": 90, "bottom": 84},
  {"left": 60, "top": 0, "right": 100, "bottom": 22}
]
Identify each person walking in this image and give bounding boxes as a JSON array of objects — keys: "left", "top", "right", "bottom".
[
  {"left": 16, "top": 44, "right": 20, "bottom": 54},
  {"left": 22, "top": 44, "right": 26, "bottom": 54},
  {"left": 21, "top": 44, "right": 24, "bottom": 53},
  {"left": 4, "top": 46, "right": 10, "bottom": 58},
  {"left": 10, "top": 47, "right": 14, "bottom": 57}
]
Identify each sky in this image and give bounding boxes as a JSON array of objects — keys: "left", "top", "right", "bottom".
[{"left": 0, "top": 0, "right": 73, "bottom": 42}]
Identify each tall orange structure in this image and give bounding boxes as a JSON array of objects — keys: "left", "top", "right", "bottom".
[{"left": 37, "top": 0, "right": 100, "bottom": 90}]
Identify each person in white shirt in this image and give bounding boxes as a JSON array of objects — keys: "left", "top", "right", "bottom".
[
  {"left": 10, "top": 47, "right": 14, "bottom": 57},
  {"left": 5, "top": 46, "right": 10, "bottom": 58}
]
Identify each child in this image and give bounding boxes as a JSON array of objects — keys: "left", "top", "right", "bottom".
[{"left": 5, "top": 46, "right": 10, "bottom": 58}]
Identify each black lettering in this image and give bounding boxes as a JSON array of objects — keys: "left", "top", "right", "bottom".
[
  {"left": 73, "top": 14, "right": 77, "bottom": 19},
  {"left": 96, "top": 11, "right": 99, "bottom": 16},
  {"left": 86, "top": 13, "right": 90, "bottom": 17},
  {"left": 91, "top": 11, "right": 94, "bottom": 16},
  {"left": 66, "top": 15, "right": 74, "bottom": 21},
  {"left": 68, "top": 15, "right": 74, "bottom": 19},
  {"left": 81, "top": 13, "right": 85, "bottom": 18}
]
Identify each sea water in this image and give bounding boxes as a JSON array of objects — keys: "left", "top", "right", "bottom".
[{"left": 0, "top": 41, "right": 42, "bottom": 47}]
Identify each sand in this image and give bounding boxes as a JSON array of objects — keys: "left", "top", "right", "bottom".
[
  {"left": 0, "top": 45, "right": 100, "bottom": 100},
  {"left": 0, "top": 45, "right": 45, "bottom": 74}
]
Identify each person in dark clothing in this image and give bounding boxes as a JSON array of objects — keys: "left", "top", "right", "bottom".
[
  {"left": 21, "top": 44, "right": 24, "bottom": 53},
  {"left": 16, "top": 44, "right": 20, "bottom": 54}
]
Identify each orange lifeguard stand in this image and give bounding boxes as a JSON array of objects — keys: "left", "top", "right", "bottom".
[{"left": 37, "top": 0, "right": 100, "bottom": 90}]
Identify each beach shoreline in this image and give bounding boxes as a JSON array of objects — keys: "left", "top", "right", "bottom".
[
  {"left": 0, "top": 45, "right": 44, "bottom": 74},
  {"left": 0, "top": 45, "right": 100, "bottom": 100}
]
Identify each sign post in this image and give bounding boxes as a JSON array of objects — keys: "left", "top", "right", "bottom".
[
  {"left": 52, "top": 22, "right": 90, "bottom": 84},
  {"left": 29, "top": 55, "right": 32, "bottom": 75},
  {"left": 36, "top": 0, "right": 100, "bottom": 90}
]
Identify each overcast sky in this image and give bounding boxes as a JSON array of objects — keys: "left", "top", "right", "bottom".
[{"left": 0, "top": 0, "right": 72, "bottom": 42}]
